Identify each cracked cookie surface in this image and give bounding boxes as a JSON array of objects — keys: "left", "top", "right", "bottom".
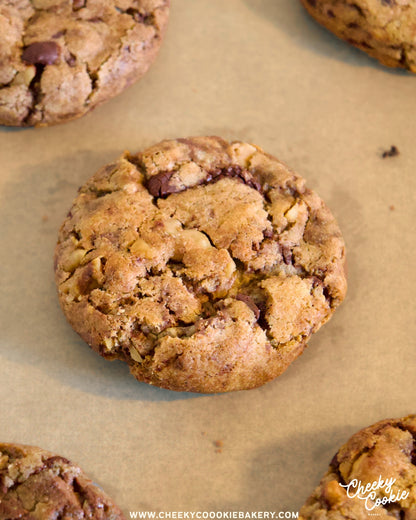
[
  {"left": 300, "top": 0, "right": 416, "bottom": 72},
  {"left": 54, "top": 136, "right": 347, "bottom": 393},
  {"left": 0, "top": 0, "right": 169, "bottom": 126},
  {"left": 299, "top": 415, "right": 416, "bottom": 519},
  {"left": 0, "top": 442, "right": 125, "bottom": 519}
]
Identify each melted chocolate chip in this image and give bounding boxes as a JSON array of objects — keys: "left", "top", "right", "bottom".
[
  {"left": 146, "top": 165, "right": 262, "bottom": 198},
  {"left": 22, "top": 41, "right": 60, "bottom": 66},
  {"left": 207, "top": 165, "right": 262, "bottom": 192},
  {"left": 236, "top": 294, "right": 261, "bottom": 321},
  {"left": 146, "top": 171, "right": 177, "bottom": 197}
]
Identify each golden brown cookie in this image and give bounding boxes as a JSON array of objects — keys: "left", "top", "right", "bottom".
[
  {"left": 54, "top": 136, "right": 347, "bottom": 393},
  {"left": 0, "top": 442, "right": 125, "bottom": 519},
  {"left": 300, "top": 415, "right": 416, "bottom": 519},
  {"left": 0, "top": 0, "right": 169, "bottom": 126},
  {"left": 300, "top": 0, "right": 416, "bottom": 72}
]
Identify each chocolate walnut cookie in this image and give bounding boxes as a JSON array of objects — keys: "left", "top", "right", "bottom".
[
  {"left": 54, "top": 137, "right": 347, "bottom": 393},
  {"left": 300, "top": 415, "right": 416, "bottom": 519},
  {"left": 0, "top": 0, "right": 169, "bottom": 126},
  {"left": 0, "top": 443, "right": 125, "bottom": 519},
  {"left": 300, "top": 0, "right": 416, "bottom": 72}
]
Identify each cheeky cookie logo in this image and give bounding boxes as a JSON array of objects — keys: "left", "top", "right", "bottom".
[{"left": 340, "top": 476, "right": 409, "bottom": 513}]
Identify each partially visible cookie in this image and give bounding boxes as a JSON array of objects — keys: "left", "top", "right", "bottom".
[
  {"left": 300, "top": 0, "right": 416, "bottom": 72},
  {"left": 54, "top": 136, "right": 347, "bottom": 393},
  {"left": 0, "top": 0, "right": 169, "bottom": 127},
  {"left": 0, "top": 442, "right": 125, "bottom": 519},
  {"left": 300, "top": 415, "right": 416, "bottom": 519}
]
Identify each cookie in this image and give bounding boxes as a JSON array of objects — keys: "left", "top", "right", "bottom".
[
  {"left": 299, "top": 415, "right": 416, "bottom": 519},
  {"left": 0, "top": 442, "right": 125, "bottom": 519},
  {"left": 0, "top": 0, "right": 169, "bottom": 127},
  {"left": 300, "top": 0, "right": 416, "bottom": 72},
  {"left": 54, "top": 136, "right": 347, "bottom": 393}
]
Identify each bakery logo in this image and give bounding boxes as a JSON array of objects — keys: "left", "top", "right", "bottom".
[{"left": 339, "top": 476, "right": 409, "bottom": 513}]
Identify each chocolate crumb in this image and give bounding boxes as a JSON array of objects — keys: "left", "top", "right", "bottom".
[{"left": 382, "top": 145, "right": 399, "bottom": 158}]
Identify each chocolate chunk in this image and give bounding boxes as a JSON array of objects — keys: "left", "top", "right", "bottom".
[
  {"left": 207, "top": 165, "right": 262, "bottom": 192},
  {"left": 22, "top": 41, "right": 60, "bottom": 66},
  {"left": 236, "top": 294, "right": 261, "bottom": 321},
  {"left": 382, "top": 145, "right": 399, "bottom": 158},
  {"left": 146, "top": 171, "right": 177, "bottom": 197},
  {"left": 239, "top": 169, "right": 262, "bottom": 191}
]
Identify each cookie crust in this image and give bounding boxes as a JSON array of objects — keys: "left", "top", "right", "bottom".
[
  {"left": 54, "top": 136, "right": 347, "bottom": 393},
  {"left": 300, "top": 0, "right": 416, "bottom": 72},
  {"left": 0, "top": 0, "right": 169, "bottom": 127},
  {"left": 300, "top": 415, "right": 416, "bottom": 519},
  {"left": 0, "top": 442, "right": 125, "bottom": 519}
]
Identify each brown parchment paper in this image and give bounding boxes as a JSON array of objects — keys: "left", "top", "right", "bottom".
[{"left": 0, "top": 0, "right": 415, "bottom": 514}]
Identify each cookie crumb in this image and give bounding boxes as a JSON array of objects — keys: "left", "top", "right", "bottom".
[
  {"left": 389, "top": 205, "right": 395, "bottom": 211},
  {"left": 382, "top": 145, "right": 399, "bottom": 158},
  {"left": 213, "top": 440, "right": 223, "bottom": 453}
]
